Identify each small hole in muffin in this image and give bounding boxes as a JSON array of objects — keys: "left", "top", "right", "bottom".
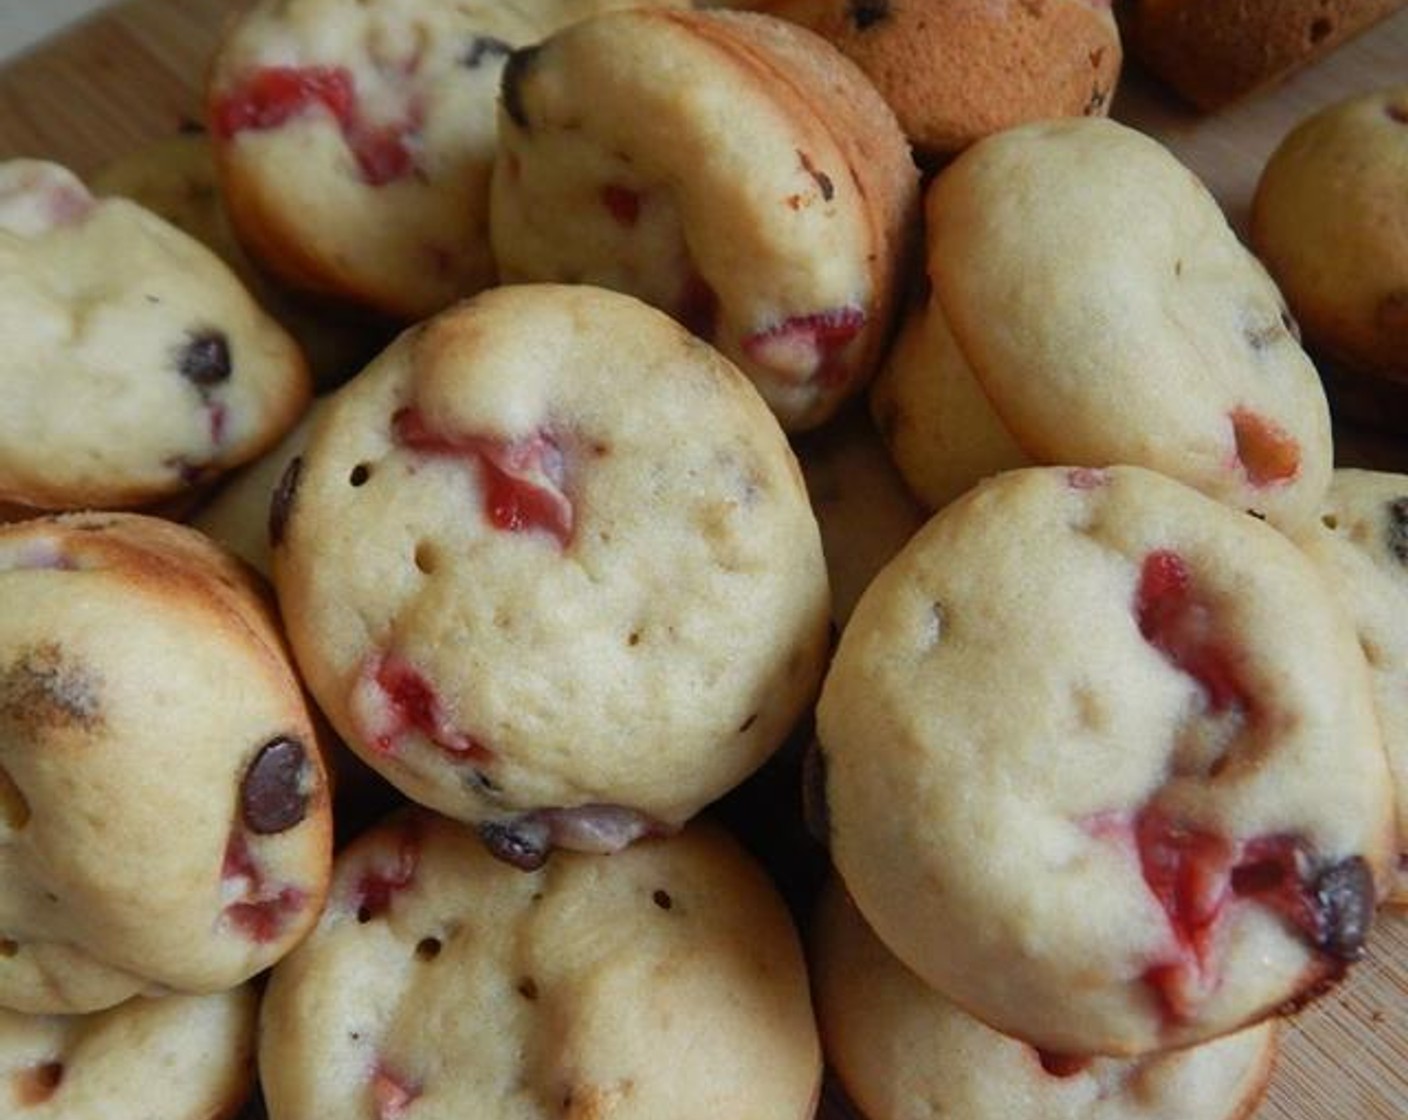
[
  {"left": 652, "top": 889, "right": 673, "bottom": 911},
  {"left": 627, "top": 630, "right": 641, "bottom": 647},
  {"left": 517, "top": 977, "right": 539, "bottom": 1001},
  {"left": 1387, "top": 102, "right": 1408, "bottom": 124},
  {"left": 737, "top": 712, "right": 758, "bottom": 733},
  {"left": 414, "top": 542, "right": 438, "bottom": 574},
  {"left": 1308, "top": 16, "right": 1333, "bottom": 42},
  {"left": 1321, "top": 514, "right": 1339, "bottom": 531},
  {"left": 1173, "top": 259, "right": 1184, "bottom": 277},
  {"left": 415, "top": 937, "right": 442, "bottom": 961},
  {"left": 0, "top": 939, "right": 18, "bottom": 958},
  {"left": 356, "top": 905, "right": 374, "bottom": 924},
  {"left": 350, "top": 464, "right": 372, "bottom": 487}
]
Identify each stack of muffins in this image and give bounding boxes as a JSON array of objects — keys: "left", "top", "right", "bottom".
[{"left": 1, "top": 1, "right": 1405, "bottom": 1117}]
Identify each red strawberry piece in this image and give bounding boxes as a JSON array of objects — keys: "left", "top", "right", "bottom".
[
  {"left": 392, "top": 408, "right": 573, "bottom": 546},
  {"left": 358, "top": 653, "right": 491, "bottom": 763},
  {"left": 1135, "top": 550, "right": 1248, "bottom": 715},
  {"left": 352, "top": 827, "right": 420, "bottom": 921},
  {"left": 1066, "top": 467, "right": 1109, "bottom": 490},
  {"left": 1035, "top": 1050, "right": 1090, "bottom": 1078},
  {"left": 742, "top": 306, "right": 866, "bottom": 386},
  {"left": 1229, "top": 408, "right": 1300, "bottom": 487},
  {"left": 220, "top": 832, "right": 307, "bottom": 943},
  {"left": 213, "top": 65, "right": 418, "bottom": 186},
  {"left": 371, "top": 1062, "right": 421, "bottom": 1120},
  {"left": 600, "top": 184, "right": 641, "bottom": 227},
  {"left": 13, "top": 1061, "right": 63, "bottom": 1106}
]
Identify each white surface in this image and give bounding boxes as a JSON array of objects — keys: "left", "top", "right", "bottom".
[{"left": 0, "top": 0, "right": 120, "bottom": 63}]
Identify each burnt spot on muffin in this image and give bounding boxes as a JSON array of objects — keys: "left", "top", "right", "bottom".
[
  {"left": 240, "top": 736, "right": 312, "bottom": 835},
  {"left": 269, "top": 455, "right": 304, "bottom": 549},
  {"left": 501, "top": 45, "right": 540, "bottom": 131},
  {"left": 1385, "top": 496, "right": 1408, "bottom": 564},
  {"left": 176, "top": 328, "right": 233, "bottom": 388},
  {"left": 847, "top": 0, "right": 890, "bottom": 31},
  {"left": 0, "top": 643, "right": 102, "bottom": 735}
]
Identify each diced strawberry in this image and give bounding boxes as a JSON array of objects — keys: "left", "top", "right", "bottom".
[
  {"left": 1135, "top": 550, "right": 1247, "bottom": 714},
  {"left": 371, "top": 1062, "right": 421, "bottom": 1120},
  {"left": 213, "top": 65, "right": 417, "bottom": 186},
  {"left": 1035, "top": 1050, "right": 1090, "bottom": 1078},
  {"left": 1229, "top": 408, "right": 1300, "bottom": 487},
  {"left": 1065, "top": 467, "right": 1109, "bottom": 490},
  {"left": 392, "top": 408, "right": 573, "bottom": 546},
  {"left": 352, "top": 827, "right": 420, "bottom": 921},
  {"left": 12, "top": 1061, "right": 63, "bottom": 1106},
  {"left": 600, "top": 183, "right": 641, "bottom": 227},
  {"left": 220, "top": 832, "right": 307, "bottom": 943},
  {"left": 359, "top": 653, "right": 492, "bottom": 763},
  {"left": 742, "top": 306, "right": 866, "bottom": 386}
]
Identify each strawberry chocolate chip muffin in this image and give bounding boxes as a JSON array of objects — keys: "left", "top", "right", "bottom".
[
  {"left": 1295, "top": 469, "right": 1408, "bottom": 906},
  {"left": 0, "top": 514, "right": 332, "bottom": 1014},
  {"left": 259, "top": 811, "right": 822, "bottom": 1120},
  {"left": 207, "top": 0, "right": 685, "bottom": 321},
  {"left": 271, "top": 284, "right": 830, "bottom": 868},
  {"left": 0, "top": 985, "right": 258, "bottom": 1120},
  {"left": 905, "top": 118, "right": 1331, "bottom": 532},
  {"left": 731, "top": 0, "right": 1123, "bottom": 161},
  {"left": 816, "top": 465, "right": 1394, "bottom": 1056},
  {"left": 812, "top": 879, "right": 1279, "bottom": 1120},
  {"left": 0, "top": 159, "right": 309, "bottom": 513},
  {"left": 489, "top": 7, "right": 919, "bottom": 431}
]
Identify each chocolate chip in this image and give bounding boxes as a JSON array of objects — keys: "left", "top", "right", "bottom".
[
  {"left": 240, "top": 737, "right": 310, "bottom": 835},
  {"left": 464, "top": 35, "right": 512, "bottom": 68},
  {"left": 500, "top": 45, "right": 540, "bottom": 131},
  {"left": 1313, "top": 855, "right": 1374, "bottom": 961},
  {"left": 479, "top": 817, "right": 550, "bottom": 870},
  {"left": 847, "top": 0, "right": 889, "bottom": 30},
  {"left": 269, "top": 455, "right": 303, "bottom": 549},
  {"left": 176, "top": 329, "right": 232, "bottom": 387},
  {"left": 1386, "top": 497, "right": 1408, "bottom": 565}
]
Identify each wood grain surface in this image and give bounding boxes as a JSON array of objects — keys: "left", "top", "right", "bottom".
[{"left": 1, "top": 2, "right": 1406, "bottom": 1118}]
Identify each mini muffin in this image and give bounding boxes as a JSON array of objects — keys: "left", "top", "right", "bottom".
[
  {"left": 734, "top": 0, "right": 1122, "bottom": 160},
  {"left": 919, "top": 118, "right": 1331, "bottom": 532},
  {"left": 1251, "top": 86, "right": 1408, "bottom": 432},
  {"left": 272, "top": 285, "right": 830, "bottom": 867},
  {"left": 259, "top": 811, "right": 821, "bottom": 1120},
  {"left": 0, "top": 159, "right": 309, "bottom": 512},
  {"left": 207, "top": 0, "right": 686, "bottom": 321},
  {"left": 1294, "top": 469, "right": 1408, "bottom": 906},
  {"left": 94, "top": 132, "right": 394, "bottom": 390},
  {"left": 0, "top": 986, "right": 257, "bottom": 1119},
  {"left": 817, "top": 465, "right": 1393, "bottom": 1056},
  {"left": 812, "top": 880, "right": 1278, "bottom": 1120},
  {"left": 0, "top": 514, "right": 332, "bottom": 1014},
  {"left": 1120, "top": 0, "right": 1407, "bottom": 111},
  {"left": 490, "top": 7, "right": 918, "bottom": 431}
]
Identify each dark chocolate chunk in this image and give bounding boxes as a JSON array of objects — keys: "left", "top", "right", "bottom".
[
  {"left": 500, "top": 45, "right": 540, "bottom": 131},
  {"left": 240, "top": 737, "right": 311, "bottom": 834},
  {"left": 269, "top": 455, "right": 304, "bottom": 549},
  {"left": 848, "top": 0, "right": 890, "bottom": 30},
  {"left": 1313, "top": 855, "right": 1375, "bottom": 961},
  {"left": 464, "top": 35, "right": 512, "bottom": 68},
  {"left": 177, "top": 329, "right": 232, "bottom": 387}
]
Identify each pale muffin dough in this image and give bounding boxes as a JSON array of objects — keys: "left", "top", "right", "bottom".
[
  {"left": 260, "top": 811, "right": 822, "bottom": 1120},
  {"left": 817, "top": 465, "right": 1393, "bottom": 1056},
  {"left": 490, "top": 7, "right": 918, "bottom": 431},
  {"left": 812, "top": 880, "right": 1278, "bottom": 1120},
  {"left": 0, "top": 514, "right": 332, "bottom": 1014},
  {"left": 272, "top": 285, "right": 830, "bottom": 866},
  {"left": 923, "top": 118, "right": 1332, "bottom": 533},
  {"left": 0, "top": 160, "right": 309, "bottom": 511},
  {"left": 0, "top": 986, "right": 257, "bottom": 1119}
]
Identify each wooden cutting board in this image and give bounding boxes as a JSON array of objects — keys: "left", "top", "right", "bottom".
[{"left": 1, "top": 2, "right": 1406, "bottom": 1117}]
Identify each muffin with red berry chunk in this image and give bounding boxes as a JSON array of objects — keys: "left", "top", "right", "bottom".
[
  {"left": 271, "top": 284, "right": 830, "bottom": 868},
  {"left": 0, "top": 159, "right": 309, "bottom": 512},
  {"left": 490, "top": 6, "right": 918, "bottom": 432},
  {"left": 909, "top": 118, "right": 1331, "bottom": 532},
  {"left": 1294, "top": 469, "right": 1408, "bottom": 906},
  {"left": 817, "top": 465, "right": 1393, "bottom": 1056},
  {"left": 731, "top": 0, "right": 1122, "bottom": 161},
  {"left": 260, "top": 811, "right": 822, "bottom": 1120},
  {"left": 207, "top": 0, "right": 688, "bottom": 322},
  {"left": 812, "top": 879, "right": 1279, "bottom": 1120},
  {"left": 1250, "top": 86, "right": 1408, "bottom": 433},
  {"left": 0, "top": 985, "right": 258, "bottom": 1120},
  {"left": 0, "top": 514, "right": 332, "bottom": 1014}
]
